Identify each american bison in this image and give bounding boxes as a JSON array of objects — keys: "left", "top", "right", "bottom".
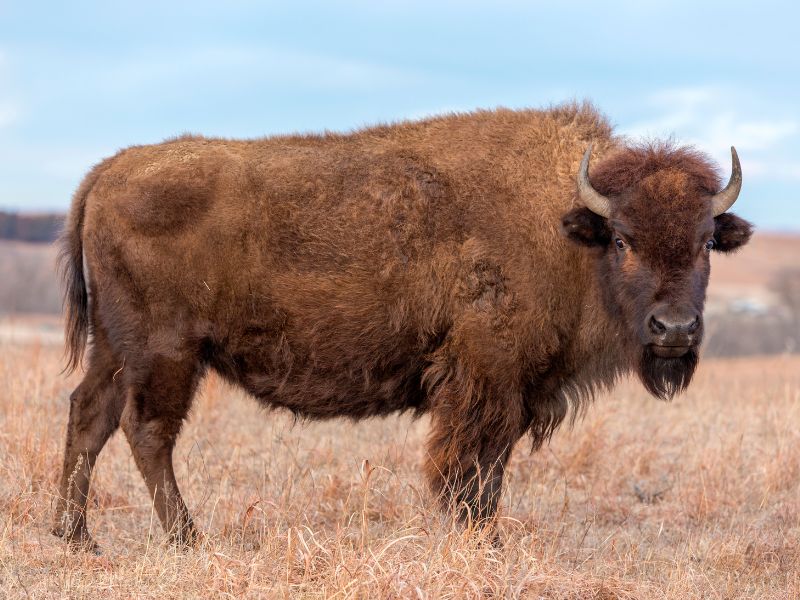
[{"left": 53, "top": 103, "right": 752, "bottom": 551}]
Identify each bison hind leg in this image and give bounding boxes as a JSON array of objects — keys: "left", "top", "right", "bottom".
[
  {"left": 53, "top": 333, "right": 126, "bottom": 552},
  {"left": 120, "top": 354, "right": 203, "bottom": 547}
]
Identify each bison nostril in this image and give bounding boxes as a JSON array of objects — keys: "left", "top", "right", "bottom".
[
  {"left": 649, "top": 315, "right": 667, "bottom": 335},
  {"left": 687, "top": 316, "right": 700, "bottom": 334}
]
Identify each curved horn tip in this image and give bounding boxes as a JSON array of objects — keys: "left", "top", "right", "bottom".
[
  {"left": 576, "top": 143, "right": 611, "bottom": 218},
  {"left": 581, "top": 143, "right": 593, "bottom": 165},
  {"left": 710, "top": 146, "right": 743, "bottom": 216}
]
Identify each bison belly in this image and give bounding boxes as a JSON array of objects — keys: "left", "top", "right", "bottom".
[{"left": 209, "top": 320, "right": 432, "bottom": 419}]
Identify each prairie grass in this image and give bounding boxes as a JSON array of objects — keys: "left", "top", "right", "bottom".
[{"left": 0, "top": 341, "right": 798, "bottom": 598}]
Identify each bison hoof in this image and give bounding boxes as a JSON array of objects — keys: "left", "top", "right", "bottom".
[
  {"left": 66, "top": 533, "right": 101, "bottom": 554},
  {"left": 74, "top": 538, "right": 103, "bottom": 555},
  {"left": 169, "top": 524, "right": 203, "bottom": 549},
  {"left": 52, "top": 521, "right": 101, "bottom": 554}
]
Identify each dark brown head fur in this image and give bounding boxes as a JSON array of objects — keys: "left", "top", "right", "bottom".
[{"left": 562, "top": 142, "right": 752, "bottom": 398}]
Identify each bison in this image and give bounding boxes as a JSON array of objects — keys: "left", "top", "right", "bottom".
[{"left": 53, "top": 103, "right": 752, "bottom": 551}]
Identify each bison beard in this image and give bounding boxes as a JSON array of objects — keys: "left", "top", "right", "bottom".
[{"left": 638, "top": 346, "right": 699, "bottom": 400}]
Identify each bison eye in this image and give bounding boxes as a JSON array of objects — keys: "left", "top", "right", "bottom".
[
  {"left": 614, "top": 238, "right": 626, "bottom": 250},
  {"left": 705, "top": 239, "right": 715, "bottom": 251}
]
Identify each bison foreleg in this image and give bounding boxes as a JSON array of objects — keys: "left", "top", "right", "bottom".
[{"left": 424, "top": 381, "right": 527, "bottom": 528}]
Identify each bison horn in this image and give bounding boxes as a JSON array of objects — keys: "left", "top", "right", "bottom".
[
  {"left": 711, "top": 147, "right": 742, "bottom": 216},
  {"left": 577, "top": 143, "right": 611, "bottom": 218}
]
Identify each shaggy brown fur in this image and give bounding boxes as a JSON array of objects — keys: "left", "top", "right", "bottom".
[{"left": 53, "top": 103, "right": 752, "bottom": 550}]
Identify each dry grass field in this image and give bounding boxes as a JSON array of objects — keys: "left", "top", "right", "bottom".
[{"left": 1, "top": 341, "right": 799, "bottom": 598}]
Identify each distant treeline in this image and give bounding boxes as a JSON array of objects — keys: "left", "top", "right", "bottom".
[{"left": 0, "top": 211, "right": 65, "bottom": 243}]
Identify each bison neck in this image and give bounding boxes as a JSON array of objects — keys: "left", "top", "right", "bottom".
[{"left": 519, "top": 269, "right": 633, "bottom": 446}]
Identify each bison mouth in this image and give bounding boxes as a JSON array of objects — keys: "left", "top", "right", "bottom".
[
  {"left": 638, "top": 345, "right": 699, "bottom": 400},
  {"left": 649, "top": 344, "right": 691, "bottom": 359}
]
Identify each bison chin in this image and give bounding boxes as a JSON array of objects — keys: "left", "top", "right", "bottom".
[{"left": 638, "top": 346, "right": 699, "bottom": 401}]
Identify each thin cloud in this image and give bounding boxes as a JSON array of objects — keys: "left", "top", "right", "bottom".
[
  {"left": 101, "top": 45, "right": 426, "bottom": 94},
  {"left": 621, "top": 85, "right": 721, "bottom": 138},
  {"left": 733, "top": 120, "right": 798, "bottom": 151},
  {"left": 622, "top": 86, "right": 799, "bottom": 181},
  {"left": 0, "top": 101, "right": 19, "bottom": 128},
  {"left": 0, "top": 49, "right": 21, "bottom": 129},
  {"left": 746, "top": 159, "right": 800, "bottom": 181}
]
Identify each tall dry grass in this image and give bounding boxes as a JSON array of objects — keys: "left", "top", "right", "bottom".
[{"left": 0, "top": 341, "right": 798, "bottom": 598}]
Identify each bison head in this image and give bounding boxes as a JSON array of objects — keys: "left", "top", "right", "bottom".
[{"left": 561, "top": 143, "right": 752, "bottom": 399}]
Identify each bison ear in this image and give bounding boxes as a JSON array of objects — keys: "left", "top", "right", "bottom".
[
  {"left": 713, "top": 213, "right": 753, "bottom": 253},
  {"left": 561, "top": 207, "right": 611, "bottom": 248}
]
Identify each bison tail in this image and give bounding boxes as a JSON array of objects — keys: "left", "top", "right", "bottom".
[{"left": 58, "top": 160, "right": 108, "bottom": 374}]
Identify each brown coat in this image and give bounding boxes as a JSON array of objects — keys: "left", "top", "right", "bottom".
[{"left": 53, "top": 103, "right": 751, "bottom": 550}]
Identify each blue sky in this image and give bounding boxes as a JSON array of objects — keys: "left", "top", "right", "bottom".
[{"left": 1, "top": 1, "right": 798, "bottom": 230}]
